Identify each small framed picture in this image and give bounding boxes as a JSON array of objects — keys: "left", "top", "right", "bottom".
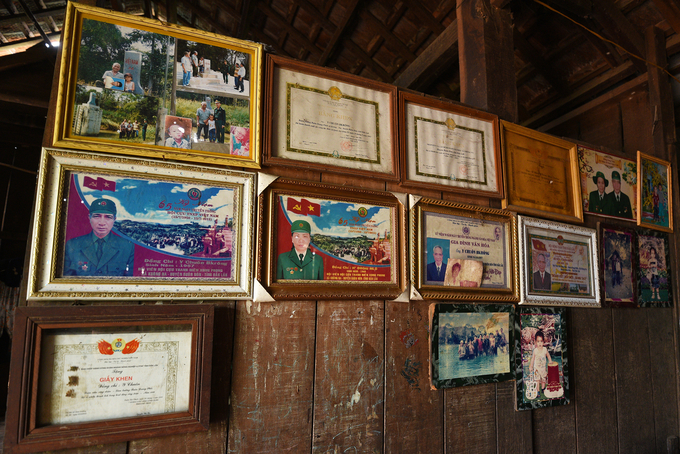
[
  {"left": 637, "top": 151, "right": 673, "bottom": 232},
  {"left": 518, "top": 216, "right": 600, "bottom": 307},
  {"left": 27, "top": 148, "right": 255, "bottom": 300},
  {"left": 263, "top": 54, "right": 399, "bottom": 180},
  {"left": 53, "top": 3, "right": 263, "bottom": 167},
  {"left": 428, "top": 303, "right": 515, "bottom": 389},
  {"left": 599, "top": 223, "right": 637, "bottom": 307},
  {"left": 4, "top": 305, "right": 213, "bottom": 453},
  {"left": 515, "top": 306, "right": 569, "bottom": 410},
  {"left": 257, "top": 178, "right": 406, "bottom": 300},
  {"left": 410, "top": 197, "right": 519, "bottom": 302},
  {"left": 637, "top": 229, "right": 673, "bottom": 307},
  {"left": 501, "top": 121, "right": 583, "bottom": 223},
  {"left": 398, "top": 91, "right": 503, "bottom": 198},
  {"left": 578, "top": 145, "right": 637, "bottom": 221}
]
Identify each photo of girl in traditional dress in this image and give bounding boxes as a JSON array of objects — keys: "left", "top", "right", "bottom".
[
  {"left": 638, "top": 234, "right": 671, "bottom": 304},
  {"left": 520, "top": 313, "right": 565, "bottom": 404}
]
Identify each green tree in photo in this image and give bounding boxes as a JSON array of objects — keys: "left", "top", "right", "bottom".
[{"left": 77, "top": 19, "right": 132, "bottom": 84}]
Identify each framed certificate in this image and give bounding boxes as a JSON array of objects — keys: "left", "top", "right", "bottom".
[
  {"left": 263, "top": 55, "right": 399, "bottom": 180},
  {"left": 429, "top": 303, "right": 515, "bottom": 389},
  {"left": 257, "top": 178, "right": 407, "bottom": 300},
  {"left": 515, "top": 306, "right": 570, "bottom": 410},
  {"left": 27, "top": 148, "right": 255, "bottom": 300},
  {"left": 52, "top": 3, "right": 263, "bottom": 168},
  {"left": 399, "top": 92, "right": 503, "bottom": 197},
  {"left": 637, "top": 151, "right": 673, "bottom": 232},
  {"left": 501, "top": 121, "right": 583, "bottom": 223},
  {"left": 410, "top": 197, "right": 519, "bottom": 302},
  {"left": 518, "top": 216, "right": 600, "bottom": 307},
  {"left": 5, "top": 305, "right": 213, "bottom": 453}
]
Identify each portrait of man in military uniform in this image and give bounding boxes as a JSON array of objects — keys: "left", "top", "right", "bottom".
[
  {"left": 604, "top": 171, "right": 632, "bottom": 219},
  {"left": 588, "top": 171, "right": 609, "bottom": 214},
  {"left": 63, "top": 198, "right": 135, "bottom": 277},
  {"left": 276, "top": 220, "right": 324, "bottom": 280}
]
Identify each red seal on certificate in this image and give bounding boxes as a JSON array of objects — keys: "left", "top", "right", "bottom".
[
  {"left": 458, "top": 164, "right": 468, "bottom": 177},
  {"left": 341, "top": 140, "right": 352, "bottom": 153}
]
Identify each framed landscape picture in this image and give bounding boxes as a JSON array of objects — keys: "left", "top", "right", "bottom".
[
  {"left": 4, "top": 305, "right": 213, "bottom": 453},
  {"left": 518, "top": 216, "right": 600, "bottom": 307},
  {"left": 398, "top": 91, "right": 503, "bottom": 197},
  {"left": 637, "top": 229, "right": 672, "bottom": 307},
  {"left": 263, "top": 54, "right": 399, "bottom": 180},
  {"left": 53, "top": 3, "right": 263, "bottom": 167},
  {"left": 578, "top": 145, "right": 637, "bottom": 221},
  {"left": 258, "top": 178, "right": 406, "bottom": 300},
  {"left": 637, "top": 151, "right": 673, "bottom": 232},
  {"left": 429, "top": 303, "right": 515, "bottom": 389},
  {"left": 411, "top": 197, "right": 519, "bottom": 302},
  {"left": 515, "top": 306, "right": 569, "bottom": 410},
  {"left": 598, "top": 223, "right": 636, "bottom": 307},
  {"left": 501, "top": 121, "right": 582, "bottom": 223},
  {"left": 27, "top": 148, "right": 255, "bottom": 300}
]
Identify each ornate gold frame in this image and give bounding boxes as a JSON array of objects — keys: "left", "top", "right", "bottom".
[
  {"left": 637, "top": 151, "right": 673, "bottom": 232},
  {"left": 52, "top": 3, "right": 263, "bottom": 167}
]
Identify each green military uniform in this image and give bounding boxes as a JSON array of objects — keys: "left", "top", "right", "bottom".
[
  {"left": 214, "top": 104, "right": 226, "bottom": 143},
  {"left": 276, "top": 220, "right": 324, "bottom": 280},
  {"left": 604, "top": 171, "right": 633, "bottom": 219},
  {"left": 588, "top": 171, "right": 609, "bottom": 214}
]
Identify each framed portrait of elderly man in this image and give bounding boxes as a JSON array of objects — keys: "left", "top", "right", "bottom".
[
  {"left": 257, "top": 178, "right": 407, "bottom": 300},
  {"left": 410, "top": 197, "right": 519, "bottom": 302},
  {"left": 637, "top": 151, "right": 673, "bottom": 232},
  {"left": 52, "top": 3, "right": 263, "bottom": 168},
  {"left": 518, "top": 216, "right": 600, "bottom": 307},
  {"left": 27, "top": 148, "right": 256, "bottom": 300}
]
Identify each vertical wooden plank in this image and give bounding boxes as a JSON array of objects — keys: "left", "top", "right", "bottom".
[
  {"left": 312, "top": 301, "right": 385, "bottom": 453},
  {"left": 613, "top": 309, "right": 656, "bottom": 452},
  {"left": 578, "top": 103, "right": 622, "bottom": 152},
  {"left": 570, "top": 308, "right": 618, "bottom": 454},
  {"left": 129, "top": 303, "right": 235, "bottom": 454},
  {"left": 646, "top": 25, "right": 677, "bottom": 161},
  {"left": 620, "top": 92, "right": 654, "bottom": 158},
  {"left": 496, "top": 380, "right": 532, "bottom": 454},
  {"left": 227, "top": 301, "right": 316, "bottom": 453},
  {"left": 531, "top": 405, "right": 577, "bottom": 454},
  {"left": 445, "top": 383, "right": 496, "bottom": 454},
  {"left": 647, "top": 309, "right": 679, "bottom": 453},
  {"left": 384, "top": 301, "right": 443, "bottom": 453}
]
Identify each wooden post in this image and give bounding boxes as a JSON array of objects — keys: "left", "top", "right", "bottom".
[{"left": 457, "top": 0, "right": 517, "bottom": 122}]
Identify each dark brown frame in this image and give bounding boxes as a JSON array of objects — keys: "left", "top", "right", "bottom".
[
  {"left": 398, "top": 91, "right": 503, "bottom": 198},
  {"left": 4, "top": 305, "right": 213, "bottom": 454},
  {"left": 263, "top": 54, "right": 400, "bottom": 181},
  {"left": 598, "top": 222, "right": 637, "bottom": 308}
]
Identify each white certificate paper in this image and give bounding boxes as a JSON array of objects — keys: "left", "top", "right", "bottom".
[
  {"left": 37, "top": 328, "right": 192, "bottom": 425},
  {"left": 406, "top": 102, "right": 497, "bottom": 193},
  {"left": 272, "top": 67, "right": 394, "bottom": 175}
]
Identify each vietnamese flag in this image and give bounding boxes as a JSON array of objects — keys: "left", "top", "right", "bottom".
[
  {"left": 83, "top": 176, "right": 116, "bottom": 192},
  {"left": 302, "top": 198, "right": 321, "bottom": 217}
]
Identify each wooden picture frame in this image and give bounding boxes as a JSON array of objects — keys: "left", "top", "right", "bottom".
[
  {"left": 598, "top": 223, "right": 637, "bottom": 308},
  {"left": 53, "top": 3, "right": 263, "bottom": 168},
  {"left": 518, "top": 216, "right": 600, "bottom": 307},
  {"left": 263, "top": 54, "right": 399, "bottom": 180},
  {"left": 578, "top": 145, "right": 637, "bottom": 221},
  {"left": 636, "top": 229, "right": 673, "bottom": 307},
  {"left": 637, "top": 151, "right": 673, "bottom": 232},
  {"left": 515, "top": 306, "right": 570, "bottom": 410},
  {"left": 398, "top": 91, "right": 503, "bottom": 197},
  {"left": 410, "top": 197, "right": 519, "bottom": 302},
  {"left": 257, "top": 177, "right": 407, "bottom": 300},
  {"left": 501, "top": 121, "right": 583, "bottom": 223},
  {"left": 4, "top": 305, "right": 213, "bottom": 453},
  {"left": 27, "top": 148, "right": 255, "bottom": 300},
  {"left": 429, "top": 303, "right": 515, "bottom": 389}
]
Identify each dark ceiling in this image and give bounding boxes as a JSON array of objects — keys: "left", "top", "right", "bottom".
[{"left": 1, "top": 0, "right": 680, "bottom": 133}]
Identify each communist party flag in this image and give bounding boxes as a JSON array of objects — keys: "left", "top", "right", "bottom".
[
  {"left": 287, "top": 198, "right": 320, "bottom": 216},
  {"left": 84, "top": 176, "right": 116, "bottom": 192}
]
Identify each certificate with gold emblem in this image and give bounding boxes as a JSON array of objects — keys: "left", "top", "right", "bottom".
[{"left": 264, "top": 55, "right": 399, "bottom": 180}]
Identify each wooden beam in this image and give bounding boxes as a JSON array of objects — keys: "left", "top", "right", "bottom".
[
  {"left": 257, "top": 3, "right": 322, "bottom": 58},
  {"left": 317, "top": 0, "right": 361, "bottom": 66},
  {"left": 236, "top": 0, "right": 255, "bottom": 38},
  {"left": 457, "top": 0, "right": 517, "bottom": 121},
  {"left": 359, "top": 9, "right": 417, "bottom": 61},
  {"left": 589, "top": 0, "right": 647, "bottom": 73},
  {"left": 343, "top": 38, "right": 393, "bottom": 81},
  {"left": 651, "top": 0, "right": 680, "bottom": 36},
  {"left": 401, "top": 0, "right": 445, "bottom": 34},
  {"left": 537, "top": 72, "right": 648, "bottom": 132},
  {"left": 513, "top": 27, "right": 569, "bottom": 93},
  {"left": 646, "top": 25, "right": 676, "bottom": 160},
  {"left": 393, "top": 18, "right": 458, "bottom": 90}
]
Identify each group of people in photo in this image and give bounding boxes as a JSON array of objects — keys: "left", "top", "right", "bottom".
[
  {"left": 101, "top": 62, "right": 137, "bottom": 93},
  {"left": 588, "top": 170, "right": 633, "bottom": 218},
  {"left": 118, "top": 119, "right": 148, "bottom": 140},
  {"left": 458, "top": 329, "right": 508, "bottom": 360}
]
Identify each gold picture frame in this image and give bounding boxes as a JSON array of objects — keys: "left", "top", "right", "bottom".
[
  {"left": 637, "top": 151, "right": 673, "bottom": 232},
  {"left": 52, "top": 3, "right": 263, "bottom": 167},
  {"left": 410, "top": 197, "right": 519, "bottom": 302},
  {"left": 27, "top": 148, "right": 256, "bottom": 300},
  {"left": 501, "top": 121, "right": 583, "bottom": 223}
]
